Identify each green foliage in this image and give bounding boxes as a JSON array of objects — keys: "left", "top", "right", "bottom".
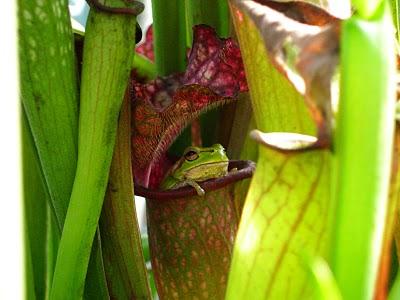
[
  {"left": 19, "top": 0, "right": 400, "bottom": 299},
  {"left": 22, "top": 113, "right": 48, "bottom": 300},
  {"left": 389, "top": 270, "right": 400, "bottom": 300},
  {"left": 225, "top": 3, "right": 333, "bottom": 299},
  {"left": 151, "top": 0, "right": 186, "bottom": 75},
  {"left": 100, "top": 98, "right": 151, "bottom": 299},
  {"left": 19, "top": 0, "right": 78, "bottom": 231},
  {"left": 186, "top": 0, "right": 230, "bottom": 42},
  {"left": 332, "top": 2, "right": 397, "bottom": 299},
  {"left": 227, "top": 147, "right": 332, "bottom": 299},
  {"left": 50, "top": 2, "right": 138, "bottom": 298},
  {"left": 19, "top": 0, "right": 108, "bottom": 297}
]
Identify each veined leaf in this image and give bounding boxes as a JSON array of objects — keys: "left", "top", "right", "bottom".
[
  {"left": 226, "top": 1, "right": 337, "bottom": 298},
  {"left": 19, "top": 0, "right": 78, "bottom": 232},
  {"left": 132, "top": 25, "right": 247, "bottom": 188},
  {"left": 19, "top": 0, "right": 110, "bottom": 297},
  {"left": 137, "top": 161, "right": 254, "bottom": 299}
]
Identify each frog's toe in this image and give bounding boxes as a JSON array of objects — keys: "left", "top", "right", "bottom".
[
  {"left": 186, "top": 179, "right": 206, "bottom": 196},
  {"left": 196, "top": 187, "right": 205, "bottom": 197}
]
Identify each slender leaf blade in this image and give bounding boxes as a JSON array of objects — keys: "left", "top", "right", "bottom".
[
  {"left": 100, "top": 96, "right": 151, "bottom": 299},
  {"left": 19, "top": 0, "right": 78, "bottom": 229},
  {"left": 332, "top": 4, "right": 397, "bottom": 299},
  {"left": 22, "top": 111, "right": 49, "bottom": 300},
  {"left": 50, "top": 2, "right": 139, "bottom": 297}
]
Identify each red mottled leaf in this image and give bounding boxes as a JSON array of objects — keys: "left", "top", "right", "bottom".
[
  {"left": 136, "top": 25, "right": 154, "bottom": 61},
  {"left": 148, "top": 153, "right": 175, "bottom": 189},
  {"left": 132, "top": 85, "right": 234, "bottom": 187},
  {"left": 135, "top": 25, "right": 248, "bottom": 97},
  {"left": 131, "top": 25, "right": 248, "bottom": 187},
  {"left": 133, "top": 25, "right": 247, "bottom": 110},
  {"left": 133, "top": 73, "right": 183, "bottom": 111},
  {"left": 183, "top": 25, "right": 248, "bottom": 96}
]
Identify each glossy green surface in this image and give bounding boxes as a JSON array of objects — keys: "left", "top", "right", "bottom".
[{"left": 332, "top": 3, "right": 397, "bottom": 299}]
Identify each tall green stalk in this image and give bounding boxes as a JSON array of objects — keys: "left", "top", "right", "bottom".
[
  {"left": 132, "top": 54, "right": 156, "bottom": 79},
  {"left": 185, "top": 0, "right": 231, "bottom": 149},
  {"left": 150, "top": 0, "right": 188, "bottom": 154},
  {"left": 100, "top": 97, "right": 151, "bottom": 299},
  {"left": 151, "top": 0, "right": 186, "bottom": 75},
  {"left": 186, "top": 0, "right": 229, "bottom": 42},
  {"left": 50, "top": 2, "right": 139, "bottom": 298},
  {"left": 331, "top": 2, "right": 397, "bottom": 299}
]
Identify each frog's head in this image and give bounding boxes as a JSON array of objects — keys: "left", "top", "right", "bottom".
[{"left": 161, "top": 144, "right": 229, "bottom": 191}]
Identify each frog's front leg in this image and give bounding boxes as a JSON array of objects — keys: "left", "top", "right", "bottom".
[
  {"left": 184, "top": 179, "right": 205, "bottom": 196},
  {"left": 229, "top": 167, "right": 238, "bottom": 174}
]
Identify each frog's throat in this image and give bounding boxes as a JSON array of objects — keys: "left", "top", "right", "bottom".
[{"left": 183, "top": 161, "right": 229, "bottom": 181}]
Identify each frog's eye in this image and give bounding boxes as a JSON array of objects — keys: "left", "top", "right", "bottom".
[{"left": 184, "top": 150, "right": 199, "bottom": 161}]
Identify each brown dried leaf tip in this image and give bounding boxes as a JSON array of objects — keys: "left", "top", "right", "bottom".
[{"left": 233, "top": 0, "right": 341, "bottom": 148}]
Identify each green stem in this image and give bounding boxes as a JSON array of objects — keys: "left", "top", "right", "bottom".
[
  {"left": 331, "top": 2, "right": 397, "bottom": 299},
  {"left": 84, "top": 234, "right": 109, "bottom": 299},
  {"left": 132, "top": 54, "right": 157, "bottom": 79},
  {"left": 185, "top": 0, "right": 230, "bottom": 148},
  {"left": 151, "top": 0, "right": 187, "bottom": 75},
  {"left": 50, "top": 2, "right": 138, "bottom": 298},
  {"left": 185, "top": 0, "right": 229, "bottom": 44}
]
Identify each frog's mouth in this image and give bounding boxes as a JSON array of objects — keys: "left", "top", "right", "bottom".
[{"left": 185, "top": 161, "right": 229, "bottom": 180}]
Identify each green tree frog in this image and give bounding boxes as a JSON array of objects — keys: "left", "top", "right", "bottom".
[{"left": 160, "top": 144, "right": 229, "bottom": 196}]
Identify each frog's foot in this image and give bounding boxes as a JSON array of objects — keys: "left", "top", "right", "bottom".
[
  {"left": 185, "top": 179, "right": 205, "bottom": 196},
  {"left": 86, "top": 0, "right": 144, "bottom": 15},
  {"left": 229, "top": 167, "right": 238, "bottom": 174}
]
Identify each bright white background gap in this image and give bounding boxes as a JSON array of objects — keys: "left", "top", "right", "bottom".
[{"left": 0, "top": 0, "right": 23, "bottom": 299}]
